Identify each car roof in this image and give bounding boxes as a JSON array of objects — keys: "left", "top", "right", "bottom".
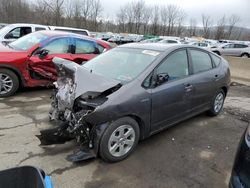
[
  {"left": 38, "top": 30, "right": 94, "bottom": 40},
  {"left": 118, "top": 43, "right": 186, "bottom": 52},
  {"left": 37, "top": 30, "right": 106, "bottom": 45},
  {"left": 7, "top": 23, "right": 48, "bottom": 28},
  {"left": 49, "top": 26, "right": 89, "bottom": 32}
]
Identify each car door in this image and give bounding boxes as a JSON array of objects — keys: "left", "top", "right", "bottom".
[
  {"left": 71, "top": 38, "right": 99, "bottom": 65},
  {"left": 150, "top": 49, "right": 193, "bottom": 132},
  {"left": 221, "top": 44, "right": 235, "bottom": 56},
  {"left": 234, "top": 44, "right": 248, "bottom": 56},
  {"left": 187, "top": 48, "right": 217, "bottom": 112},
  {"left": 27, "top": 37, "right": 73, "bottom": 81}
]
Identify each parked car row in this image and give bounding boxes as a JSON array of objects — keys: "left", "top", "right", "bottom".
[
  {"left": 0, "top": 30, "right": 112, "bottom": 97},
  {"left": 0, "top": 23, "right": 90, "bottom": 44}
]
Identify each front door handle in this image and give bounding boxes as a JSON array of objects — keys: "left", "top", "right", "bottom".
[{"left": 185, "top": 84, "right": 193, "bottom": 92}]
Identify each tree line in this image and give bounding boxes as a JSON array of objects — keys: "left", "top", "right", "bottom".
[{"left": 0, "top": 0, "right": 248, "bottom": 40}]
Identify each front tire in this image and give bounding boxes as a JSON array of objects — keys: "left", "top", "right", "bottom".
[
  {"left": 0, "top": 69, "right": 19, "bottom": 97},
  {"left": 207, "top": 90, "right": 225, "bottom": 116},
  {"left": 99, "top": 117, "right": 140, "bottom": 162}
]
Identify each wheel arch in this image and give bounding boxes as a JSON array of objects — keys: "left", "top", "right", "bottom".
[
  {"left": 221, "top": 86, "right": 228, "bottom": 96},
  {"left": 241, "top": 52, "right": 249, "bottom": 57},
  {"left": 0, "top": 64, "right": 24, "bottom": 87},
  {"left": 126, "top": 114, "right": 146, "bottom": 140}
]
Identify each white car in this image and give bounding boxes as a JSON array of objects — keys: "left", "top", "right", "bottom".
[
  {"left": 48, "top": 26, "right": 90, "bottom": 36},
  {"left": 189, "top": 42, "right": 211, "bottom": 49},
  {"left": 0, "top": 24, "right": 90, "bottom": 44},
  {"left": 211, "top": 43, "right": 250, "bottom": 58},
  {"left": 158, "top": 39, "right": 181, "bottom": 44},
  {"left": 0, "top": 23, "right": 49, "bottom": 44}
]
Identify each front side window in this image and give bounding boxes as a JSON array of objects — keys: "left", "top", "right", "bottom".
[
  {"left": 223, "top": 44, "right": 234, "bottom": 48},
  {"left": 190, "top": 49, "right": 212, "bottom": 73},
  {"left": 156, "top": 50, "right": 189, "bottom": 81},
  {"left": 75, "top": 39, "right": 97, "bottom": 54},
  {"left": 42, "top": 38, "right": 69, "bottom": 54},
  {"left": 35, "top": 27, "right": 46, "bottom": 31},
  {"left": 5, "top": 27, "right": 31, "bottom": 39}
]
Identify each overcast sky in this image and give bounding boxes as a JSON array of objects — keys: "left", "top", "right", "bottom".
[{"left": 100, "top": 0, "right": 250, "bottom": 27}]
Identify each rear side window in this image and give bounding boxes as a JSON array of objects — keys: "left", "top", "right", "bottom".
[
  {"left": 190, "top": 49, "right": 212, "bottom": 73},
  {"left": 156, "top": 50, "right": 189, "bottom": 81},
  {"left": 235, "top": 44, "right": 248, "bottom": 48},
  {"left": 35, "top": 27, "right": 46, "bottom": 31},
  {"left": 211, "top": 54, "right": 221, "bottom": 67},
  {"left": 75, "top": 39, "right": 97, "bottom": 54}
]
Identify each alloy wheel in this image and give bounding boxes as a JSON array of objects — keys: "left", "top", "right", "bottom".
[
  {"left": 214, "top": 93, "right": 224, "bottom": 113},
  {"left": 108, "top": 125, "right": 135, "bottom": 157},
  {"left": 0, "top": 73, "right": 13, "bottom": 95}
]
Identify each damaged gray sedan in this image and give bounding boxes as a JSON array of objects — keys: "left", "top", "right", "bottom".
[{"left": 38, "top": 43, "right": 230, "bottom": 162}]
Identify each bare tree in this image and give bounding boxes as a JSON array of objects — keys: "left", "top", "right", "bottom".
[
  {"left": 90, "top": 0, "right": 103, "bottom": 31},
  {"left": 116, "top": 6, "right": 128, "bottom": 33},
  {"left": 42, "top": 0, "right": 64, "bottom": 25},
  {"left": 188, "top": 18, "right": 197, "bottom": 37},
  {"left": 166, "top": 5, "right": 180, "bottom": 36},
  {"left": 227, "top": 14, "right": 240, "bottom": 39},
  {"left": 142, "top": 6, "right": 152, "bottom": 34},
  {"left": 151, "top": 6, "right": 160, "bottom": 35},
  {"left": 132, "top": 0, "right": 145, "bottom": 34},
  {"left": 175, "top": 10, "right": 186, "bottom": 36},
  {"left": 202, "top": 14, "right": 213, "bottom": 38},
  {"left": 215, "top": 15, "right": 226, "bottom": 40},
  {"left": 81, "top": 0, "right": 92, "bottom": 27}
]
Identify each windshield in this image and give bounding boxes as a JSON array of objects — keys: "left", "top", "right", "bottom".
[
  {"left": 0, "top": 25, "right": 13, "bottom": 36},
  {"left": 9, "top": 32, "right": 49, "bottom": 51},
  {"left": 83, "top": 48, "right": 160, "bottom": 82}
]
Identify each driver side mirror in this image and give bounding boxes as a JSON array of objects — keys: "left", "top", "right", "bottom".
[
  {"left": 155, "top": 73, "right": 169, "bottom": 86},
  {"left": 37, "top": 49, "right": 49, "bottom": 59}
]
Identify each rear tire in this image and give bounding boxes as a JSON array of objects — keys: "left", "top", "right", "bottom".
[
  {"left": 0, "top": 69, "right": 19, "bottom": 97},
  {"left": 207, "top": 90, "right": 225, "bottom": 116},
  {"left": 99, "top": 117, "right": 140, "bottom": 162},
  {"left": 241, "top": 53, "right": 249, "bottom": 58}
]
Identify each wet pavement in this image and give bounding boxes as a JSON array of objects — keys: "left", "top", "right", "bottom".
[{"left": 0, "top": 85, "right": 249, "bottom": 188}]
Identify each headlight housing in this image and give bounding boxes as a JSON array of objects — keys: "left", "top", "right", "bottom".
[
  {"left": 247, "top": 126, "right": 250, "bottom": 138},
  {"left": 246, "top": 125, "right": 250, "bottom": 147}
]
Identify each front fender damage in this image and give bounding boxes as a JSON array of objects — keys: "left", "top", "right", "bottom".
[{"left": 37, "top": 57, "right": 122, "bottom": 162}]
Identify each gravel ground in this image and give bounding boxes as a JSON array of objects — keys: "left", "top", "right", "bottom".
[{"left": 0, "top": 84, "right": 249, "bottom": 188}]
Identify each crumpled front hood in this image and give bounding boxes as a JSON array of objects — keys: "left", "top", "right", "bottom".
[{"left": 53, "top": 57, "right": 121, "bottom": 110}]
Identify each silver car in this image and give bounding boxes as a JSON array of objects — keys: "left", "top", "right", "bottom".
[{"left": 211, "top": 43, "right": 250, "bottom": 58}]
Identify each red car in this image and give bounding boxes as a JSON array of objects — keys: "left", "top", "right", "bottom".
[{"left": 0, "top": 31, "right": 111, "bottom": 97}]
